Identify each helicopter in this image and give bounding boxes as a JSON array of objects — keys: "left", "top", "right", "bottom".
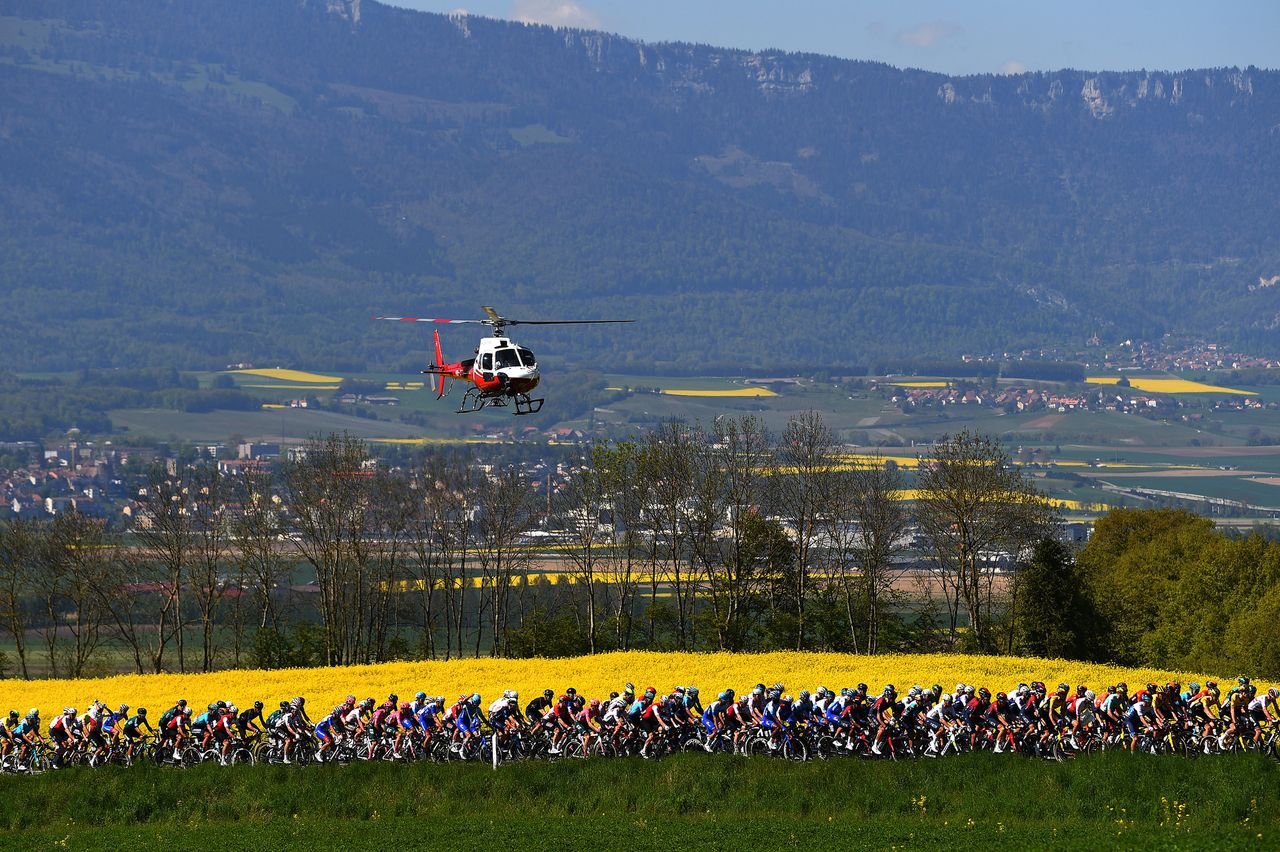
[{"left": 374, "top": 306, "right": 633, "bottom": 415}]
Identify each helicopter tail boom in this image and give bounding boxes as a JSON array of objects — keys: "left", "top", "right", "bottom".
[{"left": 432, "top": 329, "right": 445, "bottom": 399}]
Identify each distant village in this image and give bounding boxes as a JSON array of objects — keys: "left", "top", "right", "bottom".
[{"left": 0, "top": 438, "right": 578, "bottom": 524}]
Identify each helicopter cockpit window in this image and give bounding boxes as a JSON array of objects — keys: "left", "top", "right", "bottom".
[
  {"left": 495, "top": 348, "right": 520, "bottom": 369},
  {"left": 517, "top": 348, "right": 535, "bottom": 367},
  {"left": 479, "top": 352, "right": 493, "bottom": 371}
]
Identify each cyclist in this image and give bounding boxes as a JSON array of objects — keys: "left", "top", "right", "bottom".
[
  {"left": 12, "top": 709, "right": 41, "bottom": 764},
  {"left": 393, "top": 700, "right": 418, "bottom": 757},
  {"left": 49, "top": 707, "right": 79, "bottom": 765},
  {"left": 121, "top": 708, "right": 154, "bottom": 761},
  {"left": 0, "top": 710, "right": 18, "bottom": 760},
  {"left": 576, "top": 698, "right": 605, "bottom": 754},
  {"left": 869, "top": 685, "right": 897, "bottom": 756},
  {"left": 525, "top": 689, "right": 555, "bottom": 734},
  {"left": 237, "top": 701, "right": 266, "bottom": 742}
]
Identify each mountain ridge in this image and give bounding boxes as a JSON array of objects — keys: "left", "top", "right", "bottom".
[{"left": 1, "top": 0, "right": 1278, "bottom": 372}]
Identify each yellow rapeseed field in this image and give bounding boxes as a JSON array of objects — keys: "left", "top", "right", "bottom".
[
  {"left": 0, "top": 652, "right": 1251, "bottom": 718},
  {"left": 230, "top": 368, "right": 344, "bottom": 383},
  {"left": 241, "top": 384, "right": 341, "bottom": 390},
  {"left": 661, "top": 388, "right": 779, "bottom": 397},
  {"left": 1086, "top": 377, "right": 1255, "bottom": 396}
]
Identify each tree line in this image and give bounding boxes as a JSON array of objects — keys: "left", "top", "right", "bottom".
[{"left": 3, "top": 419, "right": 1277, "bottom": 678}]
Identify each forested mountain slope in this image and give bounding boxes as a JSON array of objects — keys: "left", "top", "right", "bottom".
[{"left": 1, "top": 0, "right": 1278, "bottom": 372}]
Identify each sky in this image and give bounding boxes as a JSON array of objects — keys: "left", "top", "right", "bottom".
[{"left": 388, "top": 0, "right": 1278, "bottom": 76}]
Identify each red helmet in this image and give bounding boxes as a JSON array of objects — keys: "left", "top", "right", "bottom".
[{"left": 589, "top": 699, "right": 601, "bottom": 709}]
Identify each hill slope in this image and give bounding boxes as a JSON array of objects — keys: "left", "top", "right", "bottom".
[{"left": 2, "top": 0, "right": 1279, "bottom": 371}]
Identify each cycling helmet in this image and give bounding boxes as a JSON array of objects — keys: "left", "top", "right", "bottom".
[
  {"left": 137, "top": 708, "right": 147, "bottom": 716},
  {"left": 207, "top": 703, "right": 218, "bottom": 712},
  {"left": 228, "top": 704, "right": 238, "bottom": 715},
  {"left": 345, "top": 695, "right": 355, "bottom": 705},
  {"left": 931, "top": 684, "right": 943, "bottom": 696},
  {"left": 1106, "top": 685, "right": 1116, "bottom": 694},
  {"left": 818, "top": 685, "right": 830, "bottom": 697},
  {"left": 963, "top": 685, "right": 975, "bottom": 696},
  {"left": 718, "top": 691, "right": 730, "bottom": 702},
  {"left": 623, "top": 684, "right": 635, "bottom": 696},
  {"left": 1188, "top": 683, "right": 1201, "bottom": 694},
  {"left": 26, "top": 708, "right": 39, "bottom": 718},
  {"left": 978, "top": 688, "right": 990, "bottom": 699},
  {"left": 645, "top": 686, "right": 657, "bottom": 697},
  {"left": 279, "top": 701, "right": 289, "bottom": 710},
  {"left": 781, "top": 695, "right": 793, "bottom": 704},
  {"left": 840, "top": 688, "right": 851, "bottom": 698},
  {"left": 469, "top": 694, "right": 481, "bottom": 706},
  {"left": 724, "top": 688, "right": 735, "bottom": 698},
  {"left": 956, "top": 683, "right": 966, "bottom": 693},
  {"left": 118, "top": 704, "right": 129, "bottom": 714},
  {"left": 1058, "top": 683, "right": 1070, "bottom": 694},
  {"left": 883, "top": 684, "right": 895, "bottom": 695},
  {"left": 217, "top": 701, "right": 227, "bottom": 709},
  {"left": 567, "top": 687, "right": 577, "bottom": 697},
  {"left": 755, "top": 683, "right": 766, "bottom": 692},
  {"left": 1268, "top": 688, "right": 1279, "bottom": 699},
  {"left": 687, "top": 686, "right": 699, "bottom": 696},
  {"left": 7, "top": 710, "right": 17, "bottom": 720},
  {"left": 400, "top": 702, "right": 410, "bottom": 710},
  {"left": 1238, "top": 675, "right": 1250, "bottom": 686},
  {"left": 1085, "top": 690, "right": 1096, "bottom": 701},
  {"left": 294, "top": 696, "right": 306, "bottom": 706},
  {"left": 65, "top": 707, "right": 75, "bottom": 715},
  {"left": 767, "top": 690, "right": 781, "bottom": 702},
  {"left": 941, "top": 693, "right": 953, "bottom": 704},
  {"left": 1076, "top": 684, "right": 1087, "bottom": 695},
  {"left": 361, "top": 698, "right": 374, "bottom": 709},
  {"left": 857, "top": 683, "right": 868, "bottom": 693},
  {"left": 254, "top": 701, "right": 264, "bottom": 711},
  {"left": 1145, "top": 683, "right": 1157, "bottom": 694},
  {"left": 182, "top": 708, "right": 192, "bottom": 716},
  {"left": 416, "top": 691, "right": 427, "bottom": 702},
  {"left": 909, "top": 686, "right": 923, "bottom": 698},
  {"left": 543, "top": 689, "right": 554, "bottom": 699},
  {"left": 609, "top": 691, "right": 619, "bottom": 700},
  {"left": 752, "top": 686, "right": 764, "bottom": 696},
  {"left": 1016, "top": 684, "right": 1029, "bottom": 696},
  {"left": 177, "top": 699, "right": 187, "bottom": 707},
  {"left": 798, "top": 690, "right": 810, "bottom": 700},
  {"left": 589, "top": 699, "right": 600, "bottom": 709},
  {"left": 996, "top": 692, "right": 1007, "bottom": 702},
  {"left": 1246, "top": 684, "right": 1257, "bottom": 696},
  {"left": 1205, "top": 680, "right": 1217, "bottom": 690}
]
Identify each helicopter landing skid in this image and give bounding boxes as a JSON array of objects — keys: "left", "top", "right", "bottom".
[
  {"left": 455, "top": 388, "right": 543, "bottom": 415},
  {"left": 513, "top": 394, "right": 544, "bottom": 416}
]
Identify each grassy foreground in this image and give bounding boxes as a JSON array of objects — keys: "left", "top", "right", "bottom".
[{"left": 0, "top": 753, "right": 1274, "bottom": 849}]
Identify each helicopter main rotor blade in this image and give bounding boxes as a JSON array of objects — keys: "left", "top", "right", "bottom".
[
  {"left": 372, "top": 316, "right": 489, "bottom": 324},
  {"left": 501, "top": 319, "right": 636, "bottom": 325}
]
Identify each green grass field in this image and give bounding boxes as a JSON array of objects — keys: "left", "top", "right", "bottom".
[{"left": 0, "top": 753, "right": 1274, "bottom": 849}]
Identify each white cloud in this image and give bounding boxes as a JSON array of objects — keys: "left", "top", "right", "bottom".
[
  {"left": 511, "top": 0, "right": 601, "bottom": 29},
  {"left": 894, "top": 21, "right": 962, "bottom": 49},
  {"left": 999, "top": 60, "right": 1028, "bottom": 75}
]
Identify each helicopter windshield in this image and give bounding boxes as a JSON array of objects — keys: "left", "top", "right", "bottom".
[
  {"left": 494, "top": 348, "right": 521, "bottom": 369},
  {"left": 517, "top": 348, "right": 535, "bottom": 367}
]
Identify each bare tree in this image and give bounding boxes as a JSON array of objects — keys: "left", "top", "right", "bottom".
[
  {"left": 232, "top": 466, "right": 289, "bottom": 635},
  {"left": 472, "top": 467, "right": 536, "bottom": 657},
  {"left": 557, "top": 457, "right": 609, "bottom": 653},
  {"left": 773, "top": 411, "right": 837, "bottom": 650},
  {"left": 641, "top": 422, "right": 699, "bottom": 650},
  {"left": 916, "top": 431, "right": 1051, "bottom": 651},
  {"left": 689, "top": 415, "right": 773, "bottom": 650},
  {"left": 405, "top": 456, "right": 473, "bottom": 660},
  {"left": 188, "top": 465, "right": 231, "bottom": 672},
  {"left": 34, "top": 512, "right": 113, "bottom": 677},
  {"left": 283, "top": 434, "right": 378, "bottom": 665},
  {"left": 845, "top": 456, "right": 912, "bottom": 654},
  {"left": 132, "top": 469, "right": 194, "bottom": 672},
  {"left": 593, "top": 442, "right": 647, "bottom": 651},
  {"left": 0, "top": 519, "right": 37, "bottom": 678}
]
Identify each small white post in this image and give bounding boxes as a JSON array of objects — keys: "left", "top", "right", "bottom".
[{"left": 491, "top": 731, "right": 498, "bottom": 770}]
